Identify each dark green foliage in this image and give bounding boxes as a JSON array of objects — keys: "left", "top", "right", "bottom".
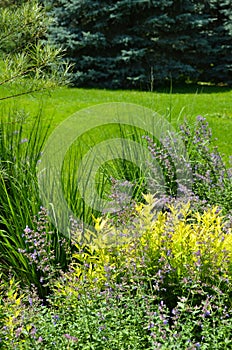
[
  {"left": 45, "top": 0, "right": 232, "bottom": 89},
  {"left": 0, "top": 0, "right": 24, "bottom": 6}
]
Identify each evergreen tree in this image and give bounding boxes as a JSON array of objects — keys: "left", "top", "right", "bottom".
[
  {"left": 0, "top": 0, "right": 24, "bottom": 6},
  {"left": 45, "top": 0, "right": 232, "bottom": 89},
  {"left": 197, "top": 0, "right": 232, "bottom": 85},
  {"left": 0, "top": 0, "right": 70, "bottom": 101}
]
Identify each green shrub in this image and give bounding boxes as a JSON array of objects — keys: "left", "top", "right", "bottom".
[{"left": 1, "top": 200, "right": 232, "bottom": 348}]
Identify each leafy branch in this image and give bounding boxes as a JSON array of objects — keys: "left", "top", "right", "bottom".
[{"left": 0, "top": 0, "right": 71, "bottom": 101}]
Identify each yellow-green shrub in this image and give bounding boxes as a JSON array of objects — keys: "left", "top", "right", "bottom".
[
  {"left": 134, "top": 197, "right": 232, "bottom": 281},
  {"left": 52, "top": 196, "right": 232, "bottom": 300},
  {"left": 0, "top": 277, "right": 27, "bottom": 347}
]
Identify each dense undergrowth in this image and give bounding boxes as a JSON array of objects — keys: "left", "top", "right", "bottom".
[
  {"left": 0, "top": 107, "right": 232, "bottom": 349},
  {"left": 1, "top": 201, "right": 232, "bottom": 349}
]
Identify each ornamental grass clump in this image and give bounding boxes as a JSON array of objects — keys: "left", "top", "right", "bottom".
[
  {"left": 0, "top": 113, "right": 48, "bottom": 285},
  {"left": 0, "top": 113, "right": 72, "bottom": 299}
]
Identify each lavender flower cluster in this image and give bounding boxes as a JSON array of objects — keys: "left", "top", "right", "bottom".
[
  {"left": 18, "top": 207, "right": 59, "bottom": 289},
  {"left": 144, "top": 115, "right": 232, "bottom": 215}
]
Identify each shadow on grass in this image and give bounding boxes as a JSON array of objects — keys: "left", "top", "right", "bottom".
[
  {"left": 78, "top": 82, "right": 231, "bottom": 95},
  {"left": 153, "top": 82, "right": 232, "bottom": 94}
]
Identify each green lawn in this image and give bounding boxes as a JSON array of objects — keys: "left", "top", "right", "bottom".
[{"left": 1, "top": 84, "right": 232, "bottom": 162}]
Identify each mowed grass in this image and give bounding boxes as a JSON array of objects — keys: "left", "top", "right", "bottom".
[{"left": 1, "top": 84, "right": 232, "bottom": 163}]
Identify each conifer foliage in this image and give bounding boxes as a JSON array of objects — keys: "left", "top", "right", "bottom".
[
  {"left": 45, "top": 0, "right": 232, "bottom": 89},
  {"left": 0, "top": 0, "right": 70, "bottom": 100}
]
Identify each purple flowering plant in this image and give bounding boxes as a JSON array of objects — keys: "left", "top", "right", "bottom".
[{"left": 144, "top": 115, "right": 232, "bottom": 215}]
